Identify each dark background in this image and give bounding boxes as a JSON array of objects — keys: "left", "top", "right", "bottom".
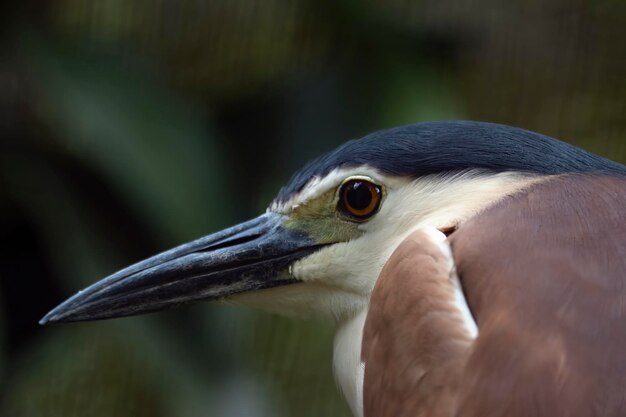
[{"left": 1, "top": 1, "right": 625, "bottom": 416}]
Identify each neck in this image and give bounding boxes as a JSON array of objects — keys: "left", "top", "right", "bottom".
[{"left": 334, "top": 307, "right": 368, "bottom": 417}]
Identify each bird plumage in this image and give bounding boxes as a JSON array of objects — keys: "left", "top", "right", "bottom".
[
  {"left": 362, "top": 228, "right": 476, "bottom": 417},
  {"left": 363, "top": 174, "right": 626, "bottom": 417},
  {"left": 40, "top": 121, "right": 626, "bottom": 417},
  {"left": 276, "top": 121, "right": 625, "bottom": 203}
]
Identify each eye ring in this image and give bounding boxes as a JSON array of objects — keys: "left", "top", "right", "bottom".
[{"left": 338, "top": 178, "right": 382, "bottom": 221}]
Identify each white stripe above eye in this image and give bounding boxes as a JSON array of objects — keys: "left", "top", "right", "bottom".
[{"left": 268, "top": 166, "right": 389, "bottom": 214}]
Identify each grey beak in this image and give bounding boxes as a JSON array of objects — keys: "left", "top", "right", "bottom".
[{"left": 40, "top": 212, "right": 319, "bottom": 324}]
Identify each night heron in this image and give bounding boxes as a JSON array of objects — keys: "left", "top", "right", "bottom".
[{"left": 41, "top": 121, "right": 626, "bottom": 417}]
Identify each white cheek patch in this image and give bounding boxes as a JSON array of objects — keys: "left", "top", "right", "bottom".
[
  {"left": 280, "top": 170, "right": 542, "bottom": 320},
  {"left": 289, "top": 171, "right": 541, "bottom": 319}
]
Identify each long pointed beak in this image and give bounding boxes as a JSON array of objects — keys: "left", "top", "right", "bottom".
[{"left": 40, "top": 213, "right": 319, "bottom": 324}]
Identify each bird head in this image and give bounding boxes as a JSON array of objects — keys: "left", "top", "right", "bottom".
[{"left": 40, "top": 121, "right": 623, "bottom": 325}]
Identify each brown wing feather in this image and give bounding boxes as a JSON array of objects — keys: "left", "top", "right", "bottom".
[
  {"left": 362, "top": 230, "right": 475, "bottom": 417},
  {"left": 363, "top": 174, "right": 626, "bottom": 417},
  {"left": 450, "top": 174, "right": 626, "bottom": 417}
]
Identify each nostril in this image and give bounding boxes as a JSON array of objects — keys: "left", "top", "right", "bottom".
[{"left": 198, "top": 233, "right": 263, "bottom": 253}]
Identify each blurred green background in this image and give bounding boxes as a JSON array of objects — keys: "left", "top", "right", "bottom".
[{"left": 1, "top": 1, "right": 625, "bottom": 416}]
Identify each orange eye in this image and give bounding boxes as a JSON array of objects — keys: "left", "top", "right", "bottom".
[{"left": 338, "top": 179, "right": 382, "bottom": 220}]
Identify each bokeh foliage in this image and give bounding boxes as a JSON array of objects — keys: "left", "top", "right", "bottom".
[{"left": 1, "top": 1, "right": 625, "bottom": 416}]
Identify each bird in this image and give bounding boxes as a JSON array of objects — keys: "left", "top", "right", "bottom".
[{"left": 40, "top": 120, "right": 626, "bottom": 417}]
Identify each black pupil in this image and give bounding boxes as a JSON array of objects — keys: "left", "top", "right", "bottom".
[{"left": 346, "top": 181, "right": 372, "bottom": 211}]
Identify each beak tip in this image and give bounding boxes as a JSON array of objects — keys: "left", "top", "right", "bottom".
[
  {"left": 39, "top": 313, "right": 54, "bottom": 326},
  {"left": 39, "top": 310, "right": 61, "bottom": 325},
  {"left": 39, "top": 305, "right": 74, "bottom": 325}
]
